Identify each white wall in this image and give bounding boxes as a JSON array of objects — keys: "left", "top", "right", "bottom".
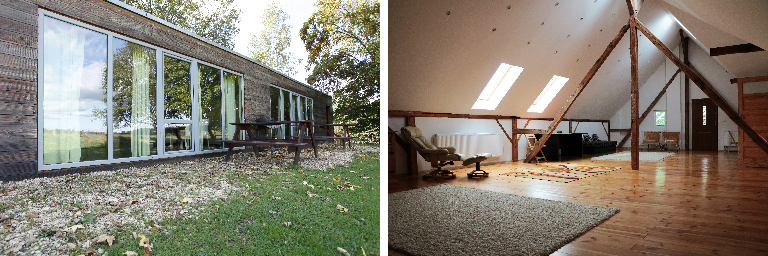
[
  {"left": 388, "top": 117, "right": 609, "bottom": 174},
  {"left": 609, "top": 44, "right": 738, "bottom": 150}
]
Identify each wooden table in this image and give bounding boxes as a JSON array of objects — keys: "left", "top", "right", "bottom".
[
  {"left": 313, "top": 124, "right": 356, "bottom": 149},
  {"left": 217, "top": 120, "right": 317, "bottom": 165}
]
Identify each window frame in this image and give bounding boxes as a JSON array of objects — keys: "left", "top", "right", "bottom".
[{"left": 37, "top": 9, "right": 244, "bottom": 170}]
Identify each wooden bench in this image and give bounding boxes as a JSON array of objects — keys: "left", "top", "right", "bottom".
[
  {"left": 217, "top": 140, "right": 309, "bottom": 165},
  {"left": 313, "top": 124, "right": 357, "bottom": 148}
]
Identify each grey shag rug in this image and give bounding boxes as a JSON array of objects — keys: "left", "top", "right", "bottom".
[
  {"left": 591, "top": 152, "right": 675, "bottom": 161},
  {"left": 389, "top": 184, "right": 619, "bottom": 256}
]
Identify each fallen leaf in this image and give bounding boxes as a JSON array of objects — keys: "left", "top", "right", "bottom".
[
  {"left": 123, "top": 251, "right": 138, "bottom": 256},
  {"left": 24, "top": 212, "right": 39, "bottom": 218},
  {"left": 67, "top": 243, "right": 76, "bottom": 250},
  {"left": 181, "top": 197, "right": 194, "bottom": 203},
  {"left": 83, "top": 247, "right": 97, "bottom": 255},
  {"left": 362, "top": 247, "right": 367, "bottom": 256},
  {"left": 298, "top": 170, "right": 304, "bottom": 173},
  {"left": 333, "top": 178, "right": 341, "bottom": 183},
  {"left": 67, "top": 225, "right": 85, "bottom": 232},
  {"left": 269, "top": 210, "right": 278, "bottom": 214},
  {"left": 137, "top": 234, "right": 150, "bottom": 247},
  {"left": 336, "top": 204, "right": 350, "bottom": 213},
  {"left": 93, "top": 234, "right": 116, "bottom": 246},
  {"left": 149, "top": 224, "right": 163, "bottom": 231},
  {"left": 306, "top": 191, "right": 318, "bottom": 197},
  {"left": 283, "top": 222, "right": 291, "bottom": 227},
  {"left": 337, "top": 247, "right": 351, "bottom": 256}
]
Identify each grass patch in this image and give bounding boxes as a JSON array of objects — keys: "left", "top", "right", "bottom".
[{"left": 103, "top": 151, "right": 380, "bottom": 255}]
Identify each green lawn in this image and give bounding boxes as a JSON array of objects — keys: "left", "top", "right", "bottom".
[{"left": 102, "top": 151, "right": 380, "bottom": 256}]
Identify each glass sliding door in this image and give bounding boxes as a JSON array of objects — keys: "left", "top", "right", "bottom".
[
  {"left": 222, "top": 72, "right": 242, "bottom": 140},
  {"left": 42, "top": 16, "right": 108, "bottom": 165},
  {"left": 163, "top": 55, "right": 193, "bottom": 152},
  {"left": 112, "top": 38, "right": 158, "bottom": 158},
  {"left": 198, "top": 64, "right": 222, "bottom": 150}
]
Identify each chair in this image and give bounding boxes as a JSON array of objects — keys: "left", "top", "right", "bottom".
[
  {"left": 400, "top": 126, "right": 491, "bottom": 179},
  {"left": 525, "top": 134, "right": 547, "bottom": 163},
  {"left": 726, "top": 131, "right": 739, "bottom": 152},
  {"left": 661, "top": 132, "right": 680, "bottom": 151},
  {"left": 642, "top": 131, "right": 661, "bottom": 150}
]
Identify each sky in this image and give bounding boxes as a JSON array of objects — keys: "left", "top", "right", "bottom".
[{"left": 228, "top": 0, "right": 318, "bottom": 83}]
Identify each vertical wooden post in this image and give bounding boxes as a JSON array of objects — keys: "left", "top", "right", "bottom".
[
  {"left": 682, "top": 30, "right": 690, "bottom": 151},
  {"left": 738, "top": 81, "right": 743, "bottom": 162},
  {"left": 630, "top": 16, "right": 640, "bottom": 170},
  {"left": 512, "top": 118, "right": 518, "bottom": 162},
  {"left": 405, "top": 116, "right": 417, "bottom": 175},
  {"left": 569, "top": 121, "right": 573, "bottom": 133},
  {"left": 608, "top": 121, "right": 611, "bottom": 141}
]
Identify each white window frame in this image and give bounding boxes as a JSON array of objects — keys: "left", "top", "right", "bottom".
[{"left": 37, "top": 9, "right": 243, "bottom": 171}]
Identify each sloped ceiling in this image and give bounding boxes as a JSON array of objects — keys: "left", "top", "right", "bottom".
[
  {"left": 390, "top": 0, "right": 684, "bottom": 120},
  {"left": 658, "top": 0, "right": 768, "bottom": 78}
]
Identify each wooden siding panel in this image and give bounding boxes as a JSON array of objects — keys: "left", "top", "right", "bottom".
[
  {"left": 0, "top": 0, "right": 38, "bottom": 15},
  {"left": 0, "top": 138, "right": 36, "bottom": 151},
  {"left": 0, "top": 52, "right": 36, "bottom": 70},
  {"left": 0, "top": 16, "right": 37, "bottom": 37},
  {"left": 0, "top": 4, "right": 37, "bottom": 25},
  {"left": 0, "top": 150, "right": 36, "bottom": 163},
  {"left": 0, "top": 28, "right": 37, "bottom": 47},
  {"left": 0, "top": 101, "right": 35, "bottom": 114},
  {"left": 0, "top": 65, "right": 36, "bottom": 81},
  {"left": 0, "top": 161, "right": 36, "bottom": 177},
  {"left": 0, "top": 41, "right": 37, "bottom": 59}
]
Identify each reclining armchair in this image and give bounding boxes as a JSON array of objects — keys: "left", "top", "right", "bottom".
[{"left": 400, "top": 126, "right": 491, "bottom": 179}]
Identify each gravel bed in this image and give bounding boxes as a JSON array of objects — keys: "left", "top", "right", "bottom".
[{"left": 0, "top": 144, "right": 377, "bottom": 255}]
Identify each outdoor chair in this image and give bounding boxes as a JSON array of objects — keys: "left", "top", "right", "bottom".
[
  {"left": 400, "top": 126, "right": 491, "bottom": 179},
  {"left": 661, "top": 132, "right": 680, "bottom": 151},
  {"left": 642, "top": 131, "right": 661, "bottom": 150},
  {"left": 726, "top": 131, "right": 739, "bottom": 152}
]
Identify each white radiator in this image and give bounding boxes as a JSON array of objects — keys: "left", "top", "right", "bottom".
[{"left": 432, "top": 133, "right": 503, "bottom": 157}]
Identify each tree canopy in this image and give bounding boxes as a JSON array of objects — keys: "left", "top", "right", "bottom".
[
  {"left": 122, "top": 0, "right": 241, "bottom": 49},
  {"left": 301, "top": 0, "right": 380, "bottom": 143},
  {"left": 247, "top": 2, "right": 302, "bottom": 76}
]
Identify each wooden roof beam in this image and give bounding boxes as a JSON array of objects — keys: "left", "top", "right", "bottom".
[
  {"left": 617, "top": 69, "right": 681, "bottom": 148},
  {"left": 634, "top": 17, "right": 768, "bottom": 156},
  {"left": 524, "top": 23, "right": 630, "bottom": 163}
]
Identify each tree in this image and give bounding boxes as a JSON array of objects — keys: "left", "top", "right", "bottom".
[
  {"left": 247, "top": 2, "right": 302, "bottom": 76},
  {"left": 300, "top": 0, "right": 380, "bottom": 143},
  {"left": 122, "top": 0, "right": 241, "bottom": 49}
]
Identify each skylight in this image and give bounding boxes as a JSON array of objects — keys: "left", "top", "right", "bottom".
[
  {"left": 471, "top": 63, "right": 524, "bottom": 110},
  {"left": 527, "top": 75, "right": 569, "bottom": 113}
]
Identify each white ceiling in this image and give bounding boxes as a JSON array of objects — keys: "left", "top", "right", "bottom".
[{"left": 389, "top": 0, "right": 768, "bottom": 119}]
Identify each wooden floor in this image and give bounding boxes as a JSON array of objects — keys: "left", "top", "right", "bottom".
[{"left": 388, "top": 150, "right": 768, "bottom": 255}]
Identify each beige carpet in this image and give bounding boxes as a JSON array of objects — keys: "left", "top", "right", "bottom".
[{"left": 389, "top": 184, "right": 620, "bottom": 256}]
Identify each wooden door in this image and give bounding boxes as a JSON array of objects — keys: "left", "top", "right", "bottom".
[
  {"left": 740, "top": 92, "right": 768, "bottom": 167},
  {"left": 691, "top": 98, "right": 718, "bottom": 151}
]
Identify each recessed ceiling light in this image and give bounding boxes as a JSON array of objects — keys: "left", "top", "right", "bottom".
[{"left": 471, "top": 63, "right": 524, "bottom": 110}]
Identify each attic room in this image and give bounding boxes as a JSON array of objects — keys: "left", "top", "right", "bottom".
[{"left": 387, "top": 0, "right": 768, "bottom": 255}]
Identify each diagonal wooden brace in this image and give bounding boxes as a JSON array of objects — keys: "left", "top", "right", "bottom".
[{"left": 525, "top": 23, "right": 630, "bottom": 163}]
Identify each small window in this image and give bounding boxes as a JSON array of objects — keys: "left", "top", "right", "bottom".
[
  {"left": 655, "top": 111, "right": 666, "bottom": 126},
  {"left": 471, "top": 63, "right": 524, "bottom": 110},
  {"left": 527, "top": 75, "right": 569, "bottom": 113},
  {"left": 703, "top": 106, "right": 707, "bottom": 125}
]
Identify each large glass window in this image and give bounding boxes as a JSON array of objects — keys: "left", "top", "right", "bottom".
[
  {"left": 164, "top": 56, "right": 192, "bottom": 120},
  {"left": 42, "top": 16, "right": 108, "bottom": 165},
  {"left": 40, "top": 12, "right": 247, "bottom": 168},
  {"left": 269, "top": 85, "right": 313, "bottom": 138},
  {"left": 223, "top": 72, "right": 242, "bottom": 140},
  {"left": 112, "top": 38, "right": 158, "bottom": 158},
  {"left": 198, "top": 64, "right": 222, "bottom": 150}
]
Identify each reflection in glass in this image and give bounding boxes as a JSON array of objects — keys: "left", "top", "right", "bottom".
[
  {"left": 283, "top": 91, "right": 291, "bottom": 137},
  {"left": 199, "top": 64, "right": 222, "bottom": 150},
  {"left": 43, "top": 16, "right": 108, "bottom": 164},
  {"left": 164, "top": 123, "right": 192, "bottom": 151},
  {"left": 306, "top": 98, "right": 313, "bottom": 120},
  {"left": 164, "top": 56, "right": 191, "bottom": 120},
  {"left": 270, "top": 86, "right": 280, "bottom": 121},
  {"left": 223, "top": 72, "right": 242, "bottom": 139},
  {"left": 112, "top": 38, "right": 158, "bottom": 158}
]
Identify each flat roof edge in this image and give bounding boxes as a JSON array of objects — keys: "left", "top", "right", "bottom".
[{"left": 105, "top": 0, "right": 329, "bottom": 96}]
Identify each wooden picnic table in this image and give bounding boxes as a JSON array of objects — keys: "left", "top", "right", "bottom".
[
  {"left": 313, "top": 124, "right": 356, "bottom": 149},
  {"left": 216, "top": 120, "right": 317, "bottom": 165}
]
